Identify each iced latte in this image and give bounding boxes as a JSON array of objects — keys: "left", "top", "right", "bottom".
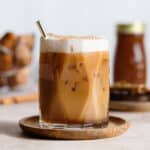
[{"left": 39, "top": 34, "right": 109, "bottom": 128}]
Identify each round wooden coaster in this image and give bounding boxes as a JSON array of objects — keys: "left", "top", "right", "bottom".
[
  {"left": 110, "top": 100, "right": 150, "bottom": 112},
  {"left": 19, "top": 116, "right": 129, "bottom": 140}
]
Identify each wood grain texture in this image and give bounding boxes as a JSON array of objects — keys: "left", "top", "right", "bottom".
[
  {"left": 19, "top": 116, "right": 129, "bottom": 140},
  {"left": 110, "top": 100, "right": 150, "bottom": 112}
]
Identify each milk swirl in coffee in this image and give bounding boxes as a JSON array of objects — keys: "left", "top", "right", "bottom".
[{"left": 39, "top": 34, "right": 109, "bottom": 128}]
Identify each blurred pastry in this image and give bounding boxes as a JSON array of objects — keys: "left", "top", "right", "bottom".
[
  {"left": 0, "top": 32, "right": 17, "bottom": 50},
  {"left": 14, "top": 34, "right": 34, "bottom": 67},
  {"left": 0, "top": 32, "right": 34, "bottom": 89},
  {"left": 0, "top": 32, "right": 17, "bottom": 72},
  {"left": 17, "top": 34, "right": 34, "bottom": 50},
  {"left": 15, "top": 44, "right": 32, "bottom": 67},
  {"left": 7, "top": 67, "right": 29, "bottom": 88},
  {"left": 0, "top": 48, "right": 13, "bottom": 72},
  {"left": 0, "top": 75, "right": 7, "bottom": 87}
]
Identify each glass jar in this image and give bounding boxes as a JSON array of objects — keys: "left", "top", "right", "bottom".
[{"left": 114, "top": 22, "right": 146, "bottom": 86}]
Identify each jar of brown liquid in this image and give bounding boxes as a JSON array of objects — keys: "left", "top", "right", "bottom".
[{"left": 114, "top": 23, "right": 146, "bottom": 86}]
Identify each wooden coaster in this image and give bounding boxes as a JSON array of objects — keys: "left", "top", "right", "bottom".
[
  {"left": 19, "top": 115, "right": 129, "bottom": 140},
  {"left": 110, "top": 100, "right": 150, "bottom": 112}
]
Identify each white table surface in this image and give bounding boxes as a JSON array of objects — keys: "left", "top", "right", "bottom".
[{"left": 0, "top": 102, "right": 149, "bottom": 150}]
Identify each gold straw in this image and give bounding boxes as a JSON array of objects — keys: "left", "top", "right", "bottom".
[{"left": 36, "top": 20, "right": 47, "bottom": 38}]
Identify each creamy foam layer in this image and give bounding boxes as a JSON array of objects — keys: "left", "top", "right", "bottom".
[{"left": 40, "top": 34, "right": 108, "bottom": 53}]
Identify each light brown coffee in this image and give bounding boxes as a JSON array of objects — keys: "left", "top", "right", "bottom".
[{"left": 39, "top": 51, "right": 109, "bottom": 127}]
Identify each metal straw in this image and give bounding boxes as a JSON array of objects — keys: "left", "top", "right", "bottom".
[{"left": 36, "top": 20, "right": 47, "bottom": 38}]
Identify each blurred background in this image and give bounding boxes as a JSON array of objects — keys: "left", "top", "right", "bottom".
[{"left": 0, "top": 0, "right": 150, "bottom": 85}]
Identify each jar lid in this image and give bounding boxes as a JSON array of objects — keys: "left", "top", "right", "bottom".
[{"left": 117, "top": 22, "right": 145, "bottom": 34}]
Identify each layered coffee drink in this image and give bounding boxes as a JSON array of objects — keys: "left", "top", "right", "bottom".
[{"left": 39, "top": 34, "right": 109, "bottom": 128}]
